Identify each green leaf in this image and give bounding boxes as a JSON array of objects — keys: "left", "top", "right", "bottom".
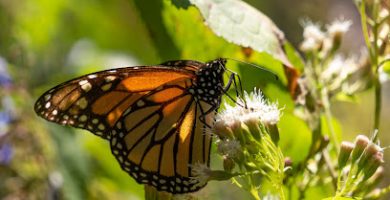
[
  {"left": 162, "top": 1, "right": 242, "bottom": 60},
  {"left": 189, "top": 0, "right": 289, "bottom": 65},
  {"left": 382, "top": 58, "right": 390, "bottom": 75},
  {"left": 322, "top": 197, "right": 362, "bottom": 200},
  {"left": 278, "top": 113, "right": 312, "bottom": 164},
  {"left": 171, "top": 0, "right": 191, "bottom": 9},
  {"left": 283, "top": 42, "right": 305, "bottom": 72},
  {"left": 321, "top": 114, "right": 342, "bottom": 145},
  {"left": 334, "top": 93, "right": 359, "bottom": 103},
  {"left": 134, "top": 0, "right": 180, "bottom": 61}
]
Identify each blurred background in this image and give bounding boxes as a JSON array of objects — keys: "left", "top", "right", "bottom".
[{"left": 0, "top": 0, "right": 389, "bottom": 199}]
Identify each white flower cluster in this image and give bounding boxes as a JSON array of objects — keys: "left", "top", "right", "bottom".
[
  {"left": 216, "top": 89, "right": 281, "bottom": 127},
  {"left": 300, "top": 19, "right": 352, "bottom": 52}
]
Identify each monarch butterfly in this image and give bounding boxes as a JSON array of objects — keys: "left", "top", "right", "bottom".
[{"left": 34, "top": 58, "right": 239, "bottom": 194}]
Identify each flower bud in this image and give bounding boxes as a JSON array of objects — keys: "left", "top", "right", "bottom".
[
  {"left": 230, "top": 120, "right": 245, "bottom": 144},
  {"left": 338, "top": 141, "right": 354, "bottom": 169},
  {"left": 367, "top": 166, "right": 384, "bottom": 187},
  {"left": 240, "top": 123, "right": 256, "bottom": 144},
  {"left": 267, "top": 124, "right": 280, "bottom": 144},
  {"left": 216, "top": 139, "right": 242, "bottom": 159},
  {"left": 284, "top": 157, "right": 293, "bottom": 168},
  {"left": 213, "top": 120, "right": 234, "bottom": 140},
  {"left": 243, "top": 117, "right": 262, "bottom": 141},
  {"left": 246, "top": 140, "right": 260, "bottom": 155},
  {"left": 319, "top": 136, "right": 330, "bottom": 150},
  {"left": 351, "top": 135, "right": 370, "bottom": 162},
  {"left": 357, "top": 143, "right": 382, "bottom": 172},
  {"left": 223, "top": 157, "right": 235, "bottom": 172},
  {"left": 362, "top": 152, "right": 383, "bottom": 180}
]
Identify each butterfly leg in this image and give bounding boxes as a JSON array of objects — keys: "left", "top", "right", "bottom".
[{"left": 197, "top": 102, "right": 218, "bottom": 129}]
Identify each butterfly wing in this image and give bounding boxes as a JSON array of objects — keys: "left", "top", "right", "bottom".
[
  {"left": 35, "top": 59, "right": 226, "bottom": 194},
  {"left": 34, "top": 66, "right": 196, "bottom": 140},
  {"left": 109, "top": 81, "right": 215, "bottom": 193}
]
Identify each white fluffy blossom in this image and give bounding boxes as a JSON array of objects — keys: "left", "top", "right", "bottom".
[
  {"left": 322, "top": 55, "right": 359, "bottom": 81},
  {"left": 190, "top": 163, "right": 211, "bottom": 187},
  {"left": 326, "top": 19, "right": 352, "bottom": 38},
  {"left": 216, "top": 89, "right": 281, "bottom": 126},
  {"left": 300, "top": 21, "right": 325, "bottom": 51},
  {"left": 217, "top": 139, "right": 242, "bottom": 158}
]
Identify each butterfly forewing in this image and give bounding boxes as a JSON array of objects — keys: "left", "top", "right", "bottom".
[
  {"left": 34, "top": 58, "right": 228, "bottom": 194},
  {"left": 34, "top": 67, "right": 196, "bottom": 139}
]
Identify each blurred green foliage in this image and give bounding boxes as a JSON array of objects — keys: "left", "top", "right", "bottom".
[{"left": 0, "top": 0, "right": 389, "bottom": 199}]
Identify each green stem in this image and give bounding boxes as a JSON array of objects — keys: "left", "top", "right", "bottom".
[
  {"left": 358, "top": 1, "right": 374, "bottom": 60},
  {"left": 321, "top": 87, "right": 340, "bottom": 152},
  {"left": 144, "top": 185, "right": 172, "bottom": 200},
  {"left": 250, "top": 187, "right": 261, "bottom": 200},
  {"left": 322, "top": 150, "right": 338, "bottom": 189},
  {"left": 248, "top": 174, "right": 261, "bottom": 200},
  {"left": 277, "top": 185, "right": 286, "bottom": 200},
  {"left": 373, "top": 75, "right": 381, "bottom": 141}
]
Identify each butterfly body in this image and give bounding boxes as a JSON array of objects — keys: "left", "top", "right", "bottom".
[{"left": 34, "top": 58, "right": 229, "bottom": 193}]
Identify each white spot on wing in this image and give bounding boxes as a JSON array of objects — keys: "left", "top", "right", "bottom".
[
  {"left": 79, "top": 115, "right": 87, "bottom": 122},
  {"left": 81, "top": 82, "right": 92, "bottom": 92},
  {"left": 136, "top": 100, "right": 145, "bottom": 107},
  {"left": 101, "top": 83, "right": 112, "bottom": 91},
  {"left": 44, "top": 94, "right": 51, "bottom": 101},
  {"left": 88, "top": 74, "right": 97, "bottom": 79},
  {"left": 105, "top": 76, "right": 116, "bottom": 82},
  {"left": 76, "top": 97, "right": 88, "bottom": 109},
  {"left": 98, "top": 123, "right": 105, "bottom": 130}
]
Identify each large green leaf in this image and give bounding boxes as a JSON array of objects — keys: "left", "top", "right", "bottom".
[
  {"left": 278, "top": 113, "right": 312, "bottom": 164},
  {"left": 189, "top": 0, "right": 290, "bottom": 65}
]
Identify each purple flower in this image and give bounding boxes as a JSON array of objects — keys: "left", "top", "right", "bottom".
[
  {"left": 0, "top": 143, "right": 13, "bottom": 165},
  {"left": 0, "top": 57, "right": 12, "bottom": 87},
  {"left": 0, "top": 111, "right": 12, "bottom": 137}
]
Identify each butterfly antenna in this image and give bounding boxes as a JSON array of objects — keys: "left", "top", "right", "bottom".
[{"left": 225, "top": 57, "right": 279, "bottom": 80}]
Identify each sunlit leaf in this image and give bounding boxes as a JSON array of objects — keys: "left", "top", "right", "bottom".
[
  {"left": 322, "top": 197, "right": 362, "bottom": 200},
  {"left": 321, "top": 114, "right": 343, "bottom": 145},
  {"left": 278, "top": 113, "right": 312, "bottom": 164},
  {"left": 189, "top": 0, "right": 287, "bottom": 63},
  {"left": 334, "top": 93, "right": 359, "bottom": 103},
  {"left": 284, "top": 42, "right": 305, "bottom": 72}
]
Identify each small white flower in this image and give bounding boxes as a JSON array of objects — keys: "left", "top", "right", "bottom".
[
  {"left": 303, "top": 23, "right": 325, "bottom": 41},
  {"left": 217, "top": 139, "right": 241, "bottom": 158},
  {"left": 215, "top": 104, "right": 243, "bottom": 128},
  {"left": 241, "top": 90, "right": 281, "bottom": 125},
  {"left": 300, "top": 21, "right": 325, "bottom": 51},
  {"left": 322, "top": 55, "right": 359, "bottom": 82},
  {"left": 326, "top": 19, "right": 352, "bottom": 38},
  {"left": 190, "top": 163, "right": 211, "bottom": 187},
  {"left": 215, "top": 89, "right": 281, "bottom": 135},
  {"left": 300, "top": 38, "right": 321, "bottom": 51}
]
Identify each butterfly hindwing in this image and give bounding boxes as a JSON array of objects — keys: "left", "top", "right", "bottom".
[{"left": 109, "top": 87, "right": 215, "bottom": 193}]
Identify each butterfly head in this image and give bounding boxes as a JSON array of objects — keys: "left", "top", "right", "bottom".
[
  {"left": 207, "top": 58, "right": 227, "bottom": 72},
  {"left": 190, "top": 58, "right": 227, "bottom": 104}
]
